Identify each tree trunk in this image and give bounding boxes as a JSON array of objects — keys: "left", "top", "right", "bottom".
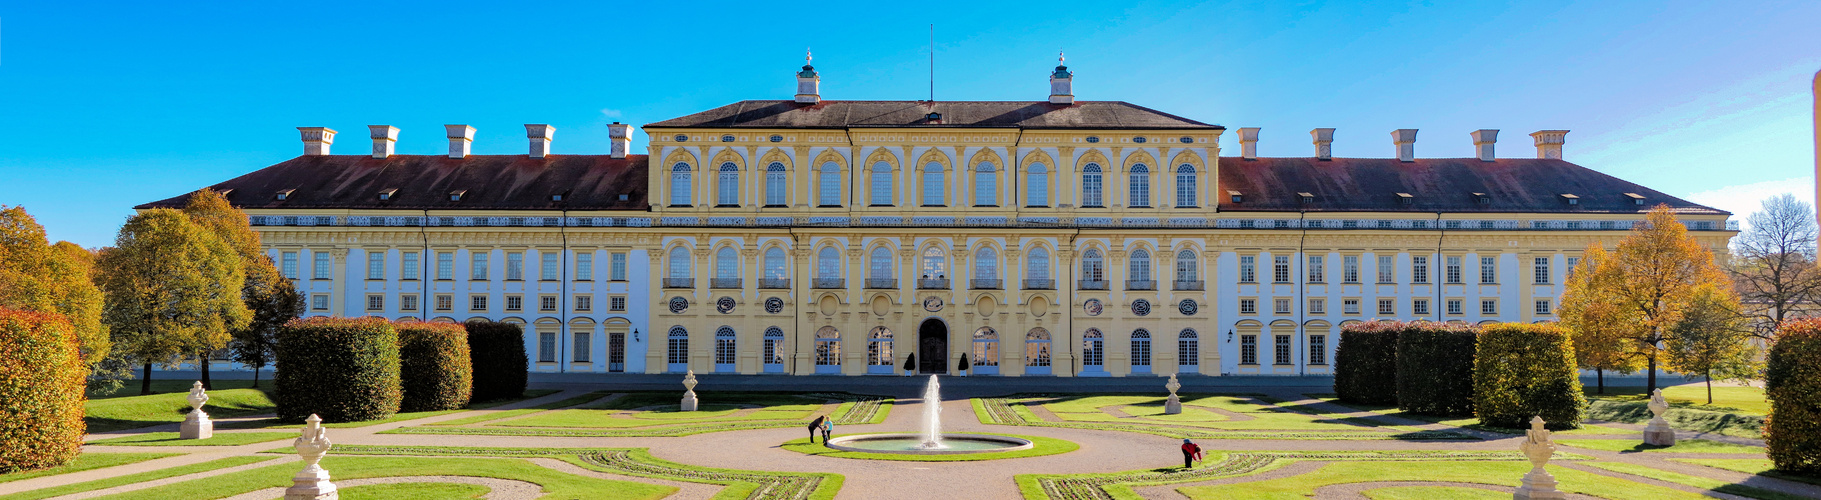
[
  {"left": 1596, "top": 368, "right": 1605, "bottom": 394},
  {"left": 1706, "top": 372, "right": 1714, "bottom": 405},
  {"left": 250, "top": 363, "right": 260, "bottom": 388},
  {"left": 199, "top": 355, "right": 212, "bottom": 390},
  {"left": 1646, "top": 351, "right": 1658, "bottom": 395},
  {"left": 140, "top": 363, "right": 153, "bottom": 395}
]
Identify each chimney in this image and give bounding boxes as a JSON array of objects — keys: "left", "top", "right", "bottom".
[
  {"left": 298, "top": 127, "right": 337, "bottom": 156},
  {"left": 525, "top": 124, "right": 555, "bottom": 158},
  {"left": 795, "top": 50, "right": 820, "bottom": 104},
  {"left": 445, "top": 125, "right": 475, "bottom": 159},
  {"left": 1237, "top": 127, "right": 1260, "bottom": 160},
  {"left": 1310, "top": 128, "right": 1335, "bottom": 160},
  {"left": 1470, "top": 129, "right": 1498, "bottom": 162},
  {"left": 607, "top": 122, "right": 632, "bottom": 159},
  {"left": 1391, "top": 129, "right": 1417, "bottom": 162},
  {"left": 369, "top": 125, "right": 398, "bottom": 159},
  {"left": 1049, "top": 52, "right": 1074, "bottom": 105},
  {"left": 1531, "top": 130, "right": 1569, "bottom": 159}
]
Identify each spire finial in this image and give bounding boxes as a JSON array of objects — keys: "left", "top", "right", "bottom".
[
  {"left": 806, "top": 48, "right": 812, "bottom": 65},
  {"left": 1059, "top": 50, "right": 1065, "bottom": 65}
]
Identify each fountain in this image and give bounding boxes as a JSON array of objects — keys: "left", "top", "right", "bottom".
[{"left": 822, "top": 375, "right": 1033, "bottom": 455}]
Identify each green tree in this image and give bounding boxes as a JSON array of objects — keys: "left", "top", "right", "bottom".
[
  {"left": 96, "top": 209, "right": 250, "bottom": 395},
  {"left": 182, "top": 190, "right": 295, "bottom": 388},
  {"left": 1606, "top": 205, "right": 1732, "bottom": 393},
  {"left": 1559, "top": 244, "right": 1643, "bottom": 393},
  {"left": 0, "top": 206, "right": 109, "bottom": 363},
  {"left": 1666, "top": 284, "right": 1762, "bottom": 404}
]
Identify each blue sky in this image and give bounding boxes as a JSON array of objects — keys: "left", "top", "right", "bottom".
[{"left": 2, "top": 0, "right": 1816, "bottom": 247}]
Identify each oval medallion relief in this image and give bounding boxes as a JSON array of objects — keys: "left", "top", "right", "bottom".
[
  {"left": 977, "top": 296, "right": 996, "bottom": 316},
  {"left": 818, "top": 296, "right": 838, "bottom": 316}
]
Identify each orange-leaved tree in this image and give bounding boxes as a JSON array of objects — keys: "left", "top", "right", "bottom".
[
  {"left": 0, "top": 206, "right": 108, "bottom": 363},
  {"left": 182, "top": 190, "right": 299, "bottom": 389},
  {"left": 1559, "top": 243, "right": 1642, "bottom": 394},
  {"left": 1607, "top": 205, "right": 1731, "bottom": 393}
]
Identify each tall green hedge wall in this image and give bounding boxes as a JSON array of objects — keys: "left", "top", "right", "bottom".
[
  {"left": 0, "top": 309, "right": 87, "bottom": 473},
  {"left": 1335, "top": 321, "right": 1401, "bottom": 405},
  {"left": 1396, "top": 322, "right": 1478, "bottom": 416},
  {"left": 274, "top": 317, "right": 401, "bottom": 422},
  {"left": 1767, "top": 318, "right": 1821, "bottom": 474},
  {"left": 465, "top": 320, "right": 527, "bottom": 402},
  {"left": 1473, "top": 323, "right": 1586, "bottom": 430},
  {"left": 396, "top": 321, "right": 472, "bottom": 413}
]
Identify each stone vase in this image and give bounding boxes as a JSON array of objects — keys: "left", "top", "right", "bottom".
[
  {"left": 286, "top": 414, "right": 337, "bottom": 500},
  {"left": 1514, "top": 416, "right": 1565, "bottom": 500},
  {"left": 180, "top": 381, "right": 212, "bottom": 439},
  {"left": 1163, "top": 374, "right": 1183, "bottom": 415},
  {"left": 1642, "top": 388, "right": 1676, "bottom": 446},
  {"left": 680, "top": 370, "right": 699, "bottom": 412}
]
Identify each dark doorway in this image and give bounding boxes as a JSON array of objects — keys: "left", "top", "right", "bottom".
[{"left": 918, "top": 319, "right": 948, "bottom": 374}]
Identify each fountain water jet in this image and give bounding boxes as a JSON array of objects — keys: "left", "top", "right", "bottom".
[
  {"left": 915, "top": 375, "right": 944, "bottom": 449},
  {"left": 821, "top": 375, "right": 1034, "bottom": 455}
]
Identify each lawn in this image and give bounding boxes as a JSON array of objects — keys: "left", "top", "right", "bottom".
[
  {"left": 1669, "top": 459, "right": 1821, "bottom": 486},
  {"left": 84, "top": 387, "right": 275, "bottom": 433},
  {"left": 1555, "top": 438, "right": 1763, "bottom": 454},
  {"left": 340, "top": 482, "right": 489, "bottom": 500},
  {"left": 84, "top": 432, "right": 296, "bottom": 447},
  {"left": 80, "top": 456, "right": 674, "bottom": 500},
  {"left": 1583, "top": 383, "right": 1768, "bottom": 416},
  {"left": 1029, "top": 394, "right": 1401, "bottom": 431},
  {"left": 1579, "top": 461, "right": 1806, "bottom": 500},
  {"left": 1363, "top": 486, "right": 1507, "bottom": 499},
  {"left": 228, "top": 389, "right": 564, "bottom": 429},
  {"left": 1176, "top": 460, "right": 1708, "bottom": 500},
  {"left": 0, "top": 453, "right": 176, "bottom": 484},
  {"left": 0, "top": 456, "right": 277, "bottom": 500}
]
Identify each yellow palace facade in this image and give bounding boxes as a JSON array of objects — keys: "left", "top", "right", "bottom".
[{"left": 144, "top": 60, "right": 1734, "bottom": 378}]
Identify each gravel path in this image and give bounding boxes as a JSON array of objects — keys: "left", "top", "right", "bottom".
[{"left": 215, "top": 475, "right": 545, "bottom": 500}]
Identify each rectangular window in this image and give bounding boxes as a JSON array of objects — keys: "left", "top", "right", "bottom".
[
  {"left": 1480, "top": 256, "right": 1497, "bottom": 284},
  {"left": 366, "top": 294, "right": 385, "bottom": 311},
  {"left": 1309, "top": 335, "right": 1327, "bottom": 365},
  {"left": 1306, "top": 256, "right": 1325, "bottom": 283},
  {"left": 1447, "top": 299, "right": 1464, "bottom": 315},
  {"left": 1274, "top": 335, "right": 1292, "bottom": 365},
  {"left": 576, "top": 253, "right": 593, "bottom": 280},
  {"left": 505, "top": 295, "right": 523, "bottom": 312},
  {"left": 540, "top": 252, "right": 559, "bottom": 280},
  {"left": 1239, "top": 298, "right": 1257, "bottom": 314},
  {"left": 507, "top": 252, "right": 524, "bottom": 280},
  {"left": 1377, "top": 255, "right": 1394, "bottom": 283},
  {"left": 1240, "top": 335, "right": 1258, "bottom": 365},
  {"left": 1344, "top": 298, "right": 1361, "bottom": 314},
  {"left": 1239, "top": 256, "right": 1257, "bottom": 283},
  {"left": 1273, "top": 297, "right": 1292, "bottom": 315},
  {"left": 1343, "top": 255, "right": 1360, "bottom": 283},
  {"left": 610, "top": 296, "right": 627, "bottom": 312},
  {"left": 538, "top": 331, "right": 557, "bottom": 363},
  {"left": 471, "top": 253, "right": 489, "bottom": 280},
  {"left": 313, "top": 252, "right": 331, "bottom": 279},
  {"left": 311, "top": 294, "right": 328, "bottom": 311},
  {"left": 401, "top": 294, "right": 418, "bottom": 312},
  {"left": 611, "top": 253, "right": 628, "bottom": 281},
  {"left": 1533, "top": 257, "right": 1550, "bottom": 284},
  {"left": 281, "top": 252, "right": 298, "bottom": 279},
  {"left": 437, "top": 252, "right": 453, "bottom": 280},
  {"left": 367, "top": 252, "right": 385, "bottom": 280},
  {"left": 573, "top": 332, "right": 591, "bottom": 362},
  {"left": 540, "top": 295, "right": 557, "bottom": 312},
  {"left": 1535, "top": 299, "right": 1553, "bottom": 315},
  {"left": 574, "top": 295, "right": 592, "bottom": 312},
  {"left": 1377, "top": 298, "right": 1395, "bottom": 316},
  {"left": 435, "top": 294, "right": 453, "bottom": 311},
  {"left": 1412, "top": 256, "right": 1429, "bottom": 284},
  {"left": 1567, "top": 257, "right": 1581, "bottom": 275},
  {"left": 1482, "top": 299, "right": 1498, "bottom": 315},
  {"left": 470, "top": 294, "right": 488, "bottom": 312},
  {"left": 402, "top": 252, "right": 419, "bottom": 280},
  {"left": 1272, "top": 255, "right": 1291, "bottom": 283},
  {"left": 1446, "top": 256, "right": 1463, "bottom": 284},
  {"left": 1308, "top": 298, "right": 1326, "bottom": 314},
  {"left": 1412, "top": 298, "right": 1429, "bottom": 316}
]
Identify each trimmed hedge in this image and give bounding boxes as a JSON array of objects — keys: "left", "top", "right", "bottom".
[
  {"left": 1473, "top": 323, "right": 1586, "bottom": 430},
  {"left": 396, "top": 322, "right": 473, "bottom": 412},
  {"left": 466, "top": 320, "right": 527, "bottom": 402},
  {"left": 0, "top": 309, "right": 88, "bottom": 472},
  {"left": 1767, "top": 318, "right": 1821, "bottom": 474},
  {"left": 1396, "top": 322, "right": 1478, "bottom": 416},
  {"left": 1334, "top": 321, "right": 1401, "bottom": 405},
  {"left": 273, "top": 317, "right": 401, "bottom": 423}
]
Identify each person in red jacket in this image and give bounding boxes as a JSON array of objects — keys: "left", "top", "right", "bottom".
[{"left": 1180, "top": 438, "right": 1203, "bottom": 469}]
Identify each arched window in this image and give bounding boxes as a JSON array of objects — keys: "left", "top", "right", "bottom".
[
  {"left": 921, "top": 247, "right": 947, "bottom": 279},
  {"left": 667, "top": 247, "right": 691, "bottom": 279},
  {"left": 1175, "top": 249, "right": 1198, "bottom": 282},
  {"left": 817, "top": 247, "right": 840, "bottom": 279},
  {"left": 716, "top": 163, "right": 739, "bottom": 206},
  {"left": 869, "top": 247, "right": 893, "bottom": 280},
  {"left": 818, "top": 162, "right": 841, "bottom": 207},
  {"left": 1026, "top": 247, "right": 1050, "bottom": 280},
  {"left": 1082, "top": 329, "right": 1104, "bottom": 367},
  {"left": 1027, "top": 163, "right": 1049, "bottom": 207},
  {"left": 974, "top": 163, "right": 997, "bottom": 206},
  {"left": 868, "top": 327, "right": 894, "bottom": 366},
  {"left": 1175, "top": 164, "right": 1196, "bottom": 207},
  {"left": 714, "top": 247, "right": 738, "bottom": 280},
  {"left": 669, "top": 163, "right": 692, "bottom": 206},
  {"left": 1131, "top": 329, "right": 1152, "bottom": 368},
  {"left": 666, "top": 326, "right": 689, "bottom": 368},
  {"left": 1082, "top": 249, "right": 1104, "bottom": 282},
  {"left": 1025, "top": 328, "right": 1051, "bottom": 367},
  {"left": 1129, "top": 164, "right": 1150, "bottom": 207},
  {"left": 763, "top": 327, "right": 786, "bottom": 366},
  {"left": 714, "top": 327, "right": 736, "bottom": 369},
  {"left": 1179, "top": 329, "right": 1199, "bottom": 368},
  {"left": 922, "top": 162, "right": 945, "bottom": 206},
  {"left": 870, "top": 161, "right": 893, "bottom": 206},
  {"left": 763, "top": 247, "right": 787, "bottom": 280},
  {"left": 975, "top": 247, "right": 999, "bottom": 280},
  {"left": 1081, "top": 164, "right": 1103, "bottom": 207},
  {"left": 972, "top": 327, "right": 999, "bottom": 366},
  {"left": 815, "top": 326, "right": 841, "bottom": 366},
  {"left": 764, "top": 163, "right": 787, "bottom": 206},
  {"left": 1129, "top": 249, "right": 1152, "bottom": 282}
]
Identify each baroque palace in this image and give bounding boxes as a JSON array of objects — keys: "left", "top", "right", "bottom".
[{"left": 143, "top": 59, "right": 1734, "bottom": 377}]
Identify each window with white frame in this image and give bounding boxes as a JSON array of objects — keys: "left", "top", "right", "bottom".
[
  {"left": 818, "top": 162, "right": 841, "bottom": 206},
  {"left": 1309, "top": 335, "right": 1327, "bottom": 365},
  {"left": 817, "top": 247, "right": 840, "bottom": 279},
  {"left": 1377, "top": 255, "right": 1394, "bottom": 283},
  {"left": 401, "top": 294, "right": 418, "bottom": 312},
  {"left": 1377, "top": 298, "right": 1395, "bottom": 315},
  {"left": 1240, "top": 255, "right": 1256, "bottom": 282},
  {"left": 666, "top": 327, "right": 689, "bottom": 365},
  {"left": 367, "top": 252, "right": 385, "bottom": 280},
  {"left": 437, "top": 252, "right": 453, "bottom": 280},
  {"left": 1344, "top": 298, "right": 1360, "bottom": 314},
  {"left": 1413, "top": 298, "right": 1430, "bottom": 315},
  {"left": 1027, "top": 247, "right": 1050, "bottom": 280},
  {"left": 764, "top": 327, "right": 785, "bottom": 365},
  {"left": 1128, "top": 164, "right": 1151, "bottom": 207},
  {"left": 1081, "top": 249, "right": 1104, "bottom": 281},
  {"left": 1026, "top": 329, "right": 1051, "bottom": 366},
  {"left": 1273, "top": 255, "right": 1291, "bottom": 283},
  {"left": 1274, "top": 297, "right": 1292, "bottom": 314},
  {"left": 1343, "top": 255, "right": 1360, "bottom": 283},
  {"left": 1412, "top": 256, "right": 1429, "bottom": 283},
  {"left": 1175, "top": 164, "right": 1196, "bottom": 207},
  {"left": 282, "top": 252, "right": 298, "bottom": 279},
  {"left": 715, "top": 327, "right": 736, "bottom": 365},
  {"left": 1240, "top": 298, "right": 1257, "bottom": 314},
  {"left": 540, "top": 252, "right": 558, "bottom": 280},
  {"left": 815, "top": 327, "right": 841, "bottom": 365},
  {"left": 506, "top": 252, "right": 523, "bottom": 280},
  {"left": 1176, "top": 250, "right": 1197, "bottom": 282},
  {"left": 1081, "top": 329, "right": 1104, "bottom": 367},
  {"left": 974, "top": 163, "right": 998, "bottom": 206},
  {"left": 610, "top": 252, "right": 627, "bottom": 281},
  {"left": 538, "top": 331, "right": 557, "bottom": 362},
  {"left": 573, "top": 330, "right": 591, "bottom": 362},
  {"left": 1129, "top": 329, "right": 1151, "bottom": 367},
  {"left": 1309, "top": 297, "right": 1326, "bottom": 314},
  {"left": 868, "top": 327, "right": 894, "bottom": 365},
  {"left": 715, "top": 247, "right": 737, "bottom": 279},
  {"left": 366, "top": 294, "right": 384, "bottom": 311},
  {"left": 1482, "top": 299, "right": 1497, "bottom": 315},
  {"left": 921, "top": 247, "right": 947, "bottom": 279},
  {"left": 669, "top": 163, "right": 692, "bottom": 206},
  {"left": 1447, "top": 299, "right": 1463, "bottom": 315},
  {"left": 922, "top": 162, "right": 945, "bottom": 206},
  {"left": 1480, "top": 256, "right": 1497, "bottom": 283},
  {"left": 870, "top": 162, "right": 893, "bottom": 206},
  {"left": 973, "top": 327, "right": 999, "bottom": 366},
  {"left": 765, "top": 248, "right": 787, "bottom": 280},
  {"left": 313, "top": 252, "right": 331, "bottom": 279},
  {"left": 311, "top": 294, "right": 329, "bottom": 311},
  {"left": 869, "top": 247, "right": 893, "bottom": 280},
  {"left": 575, "top": 253, "right": 592, "bottom": 280},
  {"left": 1027, "top": 163, "right": 1049, "bottom": 206},
  {"left": 1445, "top": 256, "right": 1463, "bottom": 284},
  {"left": 1307, "top": 255, "right": 1325, "bottom": 283},
  {"left": 1129, "top": 249, "right": 1151, "bottom": 281},
  {"left": 716, "top": 163, "right": 739, "bottom": 206},
  {"left": 404, "top": 253, "right": 421, "bottom": 280},
  {"left": 1178, "top": 329, "right": 1199, "bottom": 367},
  {"left": 975, "top": 247, "right": 999, "bottom": 280},
  {"left": 765, "top": 163, "right": 787, "bottom": 206},
  {"left": 1534, "top": 257, "right": 1551, "bottom": 284},
  {"left": 1081, "top": 164, "right": 1103, "bottom": 207},
  {"left": 667, "top": 247, "right": 691, "bottom": 279},
  {"left": 1535, "top": 299, "right": 1553, "bottom": 315}
]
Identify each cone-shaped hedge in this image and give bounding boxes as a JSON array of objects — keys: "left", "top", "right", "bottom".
[
  {"left": 1335, "top": 321, "right": 1401, "bottom": 405},
  {"left": 1767, "top": 318, "right": 1821, "bottom": 474},
  {"left": 466, "top": 320, "right": 527, "bottom": 402},
  {"left": 1396, "top": 322, "right": 1478, "bottom": 416},
  {"left": 0, "top": 309, "right": 87, "bottom": 472},
  {"left": 1474, "top": 323, "right": 1585, "bottom": 430},
  {"left": 274, "top": 317, "right": 401, "bottom": 422},
  {"left": 396, "top": 321, "right": 472, "bottom": 412}
]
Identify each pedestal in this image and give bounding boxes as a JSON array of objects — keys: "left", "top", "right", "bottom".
[
  {"left": 1643, "top": 418, "right": 1676, "bottom": 446},
  {"left": 680, "top": 390, "right": 698, "bottom": 412},
  {"left": 1164, "top": 394, "right": 1182, "bottom": 415},
  {"left": 284, "top": 466, "right": 338, "bottom": 500},
  {"left": 180, "top": 412, "right": 212, "bottom": 440},
  {"left": 1513, "top": 468, "right": 1565, "bottom": 500}
]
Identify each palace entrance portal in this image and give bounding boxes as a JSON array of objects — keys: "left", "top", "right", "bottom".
[{"left": 918, "top": 319, "right": 948, "bottom": 374}]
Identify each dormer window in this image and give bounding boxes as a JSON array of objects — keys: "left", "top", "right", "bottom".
[
  {"left": 1297, "top": 192, "right": 1314, "bottom": 204},
  {"left": 378, "top": 189, "right": 398, "bottom": 201},
  {"left": 275, "top": 189, "right": 295, "bottom": 201},
  {"left": 1396, "top": 193, "right": 1414, "bottom": 206},
  {"left": 1624, "top": 192, "right": 1646, "bottom": 206},
  {"left": 551, "top": 194, "right": 564, "bottom": 202},
  {"left": 449, "top": 190, "right": 466, "bottom": 202},
  {"left": 618, "top": 194, "right": 630, "bottom": 201},
  {"left": 925, "top": 111, "right": 942, "bottom": 123},
  {"left": 1473, "top": 192, "right": 1490, "bottom": 205},
  {"left": 1228, "top": 190, "right": 1243, "bottom": 203},
  {"left": 1561, "top": 193, "right": 1580, "bottom": 206}
]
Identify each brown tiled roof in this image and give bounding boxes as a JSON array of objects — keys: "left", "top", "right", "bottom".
[
  {"left": 137, "top": 155, "right": 649, "bottom": 211},
  {"left": 1216, "top": 157, "right": 1725, "bottom": 214},
  {"left": 645, "top": 100, "right": 1221, "bottom": 130}
]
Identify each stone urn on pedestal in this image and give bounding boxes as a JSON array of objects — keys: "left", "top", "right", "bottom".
[
  {"left": 1642, "top": 388, "right": 1676, "bottom": 446},
  {"left": 1163, "top": 374, "right": 1183, "bottom": 415},
  {"left": 285, "top": 414, "right": 338, "bottom": 500},
  {"left": 1515, "top": 416, "right": 1565, "bottom": 500},
  {"left": 680, "top": 370, "right": 699, "bottom": 412},
  {"left": 180, "top": 381, "right": 212, "bottom": 439}
]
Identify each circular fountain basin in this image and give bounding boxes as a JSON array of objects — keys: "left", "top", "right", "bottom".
[{"left": 823, "top": 433, "right": 1034, "bottom": 455}]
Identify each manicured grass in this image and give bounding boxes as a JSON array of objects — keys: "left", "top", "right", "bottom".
[
  {"left": 85, "top": 388, "right": 275, "bottom": 433},
  {"left": 1363, "top": 485, "right": 1506, "bottom": 499},
  {"left": 1580, "top": 461, "right": 1806, "bottom": 500},
  {"left": 83, "top": 456, "right": 674, "bottom": 500},
  {"left": 84, "top": 432, "right": 296, "bottom": 446},
  {"left": 227, "top": 389, "right": 562, "bottom": 429},
  {"left": 87, "top": 379, "right": 266, "bottom": 400},
  {"left": 425, "top": 391, "right": 613, "bottom": 426},
  {"left": 0, "top": 453, "right": 177, "bottom": 484},
  {"left": 340, "top": 482, "right": 489, "bottom": 499},
  {"left": 1556, "top": 438, "right": 1764, "bottom": 454},
  {"left": 1669, "top": 459, "right": 1821, "bottom": 486},
  {"left": 779, "top": 433, "right": 1078, "bottom": 461},
  {"left": 1585, "top": 399, "right": 1764, "bottom": 439},
  {"left": 0, "top": 456, "right": 277, "bottom": 500},
  {"left": 1032, "top": 394, "right": 1386, "bottom": 431},
  {"left": 1176, "top": 461, "right": 1708, "bottom": 500},
  {"left": 561, "top": 448, "right": 844, "bottom": 500},
  {"left": 1584, "top": 384, "right": 1768, "bottom": 416}
]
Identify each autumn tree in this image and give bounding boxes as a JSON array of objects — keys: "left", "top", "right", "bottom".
[
  {"left": 182, "top": 190, "right": 296, "bottom": 389},
  {"left": 96, "top": 209, "right": 250, "bottom": 395},
  {"left": 1606, "top": 205, "right": 1732, "bottom": 393},
  {"left": 1729, "top": 194, "right": 1820, "bottom": 337},
  {"left": 1559, "top": 244, "right": 1643, "bottom": 393},
  {"left": 1666, "top": 284, "right": 1761, "bottom": 404},
  {"left": 0, "top": 206, "right": 108, "bottom": 362}
]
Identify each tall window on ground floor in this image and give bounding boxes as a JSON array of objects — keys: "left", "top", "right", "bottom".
[
  {"left": 1178, "top": 329, "right": 1199, "bottom": 368},
  {"left": 763, "top": 327, "right": 785, "bottom": 365},
  {"left": 868, "top": 327, "right": 894, "bottom": 365},
  {"left": 609, "top": 331, "right": 625, "bottom": 372},
  {"left": 1309, "top": 334, "right": 1327, "bottom": 365},
  {"left": 573, "top": 330, "right": 591, "bottom": 363},
  {"left": 973, "top": 327, "right": 999, "bottom": 366},
  {"left": 1130, "top": 329, "right": 1152, "bottom": 367},
  {"left": 815, "top": 326, "right": 841, "bottom": 365},
  {"left": 1082, "top": 329, "right": 1104, "bottom": 368},
  {"left": 714, "top": 327, "right": 736, "bottom": 367},
  {"left": 1274, "top": 334, "right": 1292, "bottom": 365},
  {"left": 1026, "top": 328, "right": 1051, "bottom": 367},
  {"left": 1241, "top": 335, "right": 1258, "bottom": 365},
  {"left": 666, "top": 327, "right": 689, "bottom": 366},
  {"left": 538, "top": 331, "right": 557, "bottom": 363}
]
